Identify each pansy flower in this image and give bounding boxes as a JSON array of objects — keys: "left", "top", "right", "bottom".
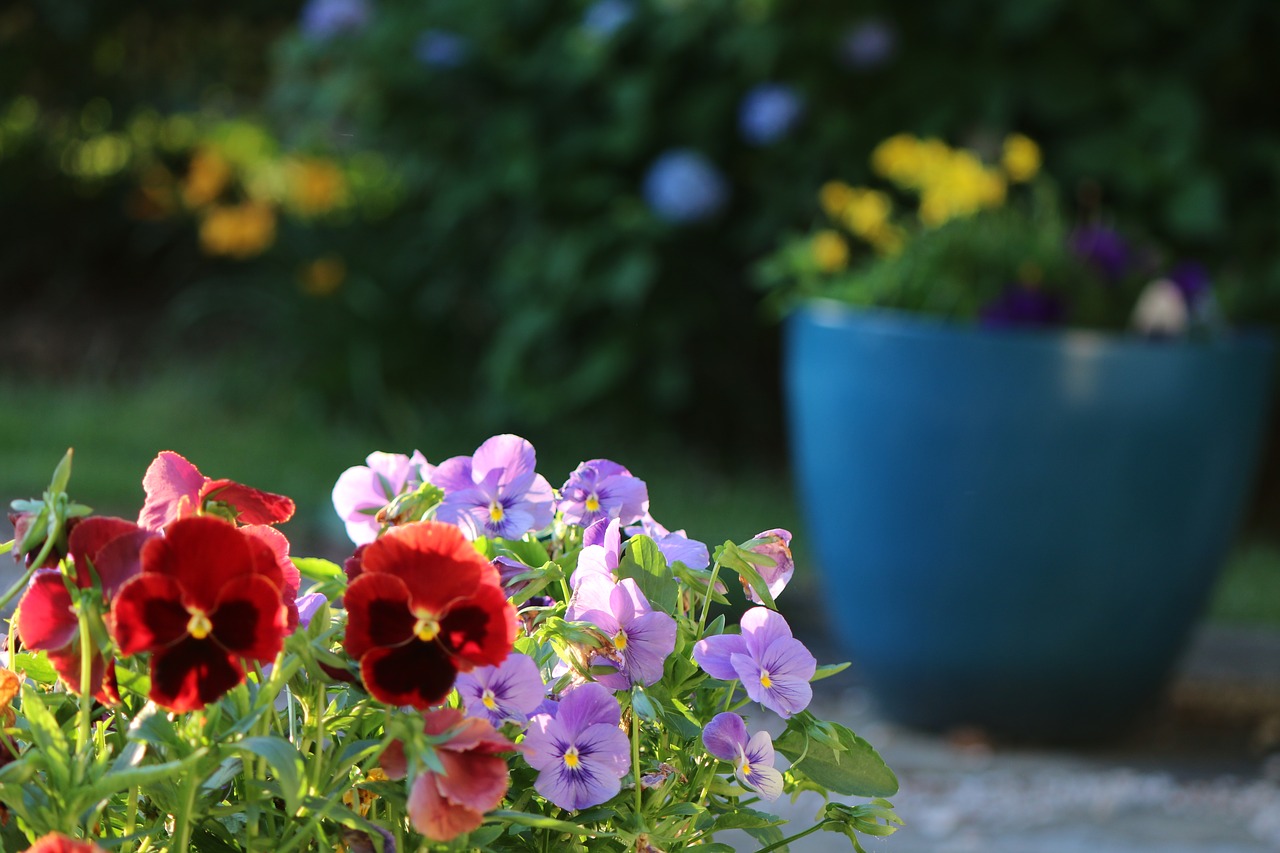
[
  {"left": 343, "top": 520, "right": 517, "bottom": 709},
  {"left": 137, "top": 451, "right": 295, "bottom": 531},
  {"left": 567, "top": 574, "right": 675, "bottom": 690},
  {"left": 111, "top": 516, "right": 291, "bottom": 712},
  {"left": 693, "top": 607, "right": 816, "bottom": 718},
  {"left": 702, "top": 712, "right": 783, "bottom": 801},
  {"left": 521, "top": 683, "right": 630, "bottom": 811},
  {"left": 558, "top": 459, "right": 649, "bottom": 528},
  {"left": 431, "top": 435, "right": 554, "bottom": 540},
  {"left": 626, "top": 513, "right": 710, "bottom": 571},
  {"left": 332, "top": 450, "right": 432, "bottom": 545},
  {"left": 570, "top": 518, "right": 621, "bottom": 588},
  {"left": 380, "top": 707, "right": 514, "bottom": 843},
  {"left": 740, "top": 529, "right": 794, "bottom": 605},
  {"left": 455, "top": 652, "right": 545, "bottom": 728},
  {"left": 25, "top": 835, "right": 110, "bottom": 853},
  {"left": 16, "top": 516, "right": 153, "bottom": 702}
]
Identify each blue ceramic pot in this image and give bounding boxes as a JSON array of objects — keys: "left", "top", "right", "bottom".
[{"left": 784, "top": 301, "right": 1276, "bottom": 739}]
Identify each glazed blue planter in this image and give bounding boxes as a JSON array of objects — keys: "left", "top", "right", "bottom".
[{"left": 784, "top": 301, "right": 1276, "bottom": 739}]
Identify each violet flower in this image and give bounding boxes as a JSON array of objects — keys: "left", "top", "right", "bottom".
[
  {"left": 643, "top": 149, "right": 729, "bottom": 224},
  {"left": 693, "top": 607, "right": 816, "bottom": 718},
  {"left": 559, "top": 459, "right": 649, "bottom": 528},
  {"left": 626, "top": 513, "right": 710, "bottom": 570},
  {"left": 839, "top": 18, "right": 897, "bottom": 70},
  {"left": 568, "top": 575, "right": 676, "bottom": 690},
  {"left": 739, "top": 84, "right": 804, "bottom": 146},
  {"left": 522, "top": 683, "right": 631, "bottom": 811},
  {"left": 1169, "top": 261, "right": 1211, "bottom": 307},
  {"left": 332, "top": 451, "right": 432, "bottom": 545},
  {"left": 702, "top": 712, "right": 784, "bottom": 801},
  {"left": 431, "top": 435, "right": 554, "bottom": 540},
  {"left": 456, "top": 652, "right": 546, "bottom": 728},
  {"left": 1070, "top": 224, "right": 1130, "bottom": 281},
  {"left": 741, "top": 529, "right": 794, "bottom": 604},
  {"left": 979, "top": 284, "right": 1066, "bottom": 328},
  {"left": 571, "top": 518, "right": 621, "bottom": 588}
]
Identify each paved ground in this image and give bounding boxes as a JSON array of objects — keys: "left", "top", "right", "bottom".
[{"left": 739, "top": 625, "right": 1280, "bottom": 852}]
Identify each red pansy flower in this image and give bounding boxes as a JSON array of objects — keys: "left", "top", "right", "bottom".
[
  {"left": 26, "top": 834, "right": 109, "bottom": 853},
  {"left": 380, "top": 707, "right": 513, "bottom": 843},
  {"left": 111, "top": 516, "right": 290, "bottom": 712},
  {"left": 343, "top": 521, "right": 516, "bottom": 709},
  {"left": 241, "top": 524, "right": 303, "bottom": 630},
  {"left": 137, "top": 451, "right": 296, "bottom": 531},
  {"left": 16, "top": 516, "right": 152, "bottom": 702}
]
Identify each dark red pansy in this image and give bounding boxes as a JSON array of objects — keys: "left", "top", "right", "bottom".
[
  {"left": 14, "top": 516, "right": 151, "bottom": 703},
  {"left": 343, "top": 543, "right": 369, "bottom": 582},
  {"left": 137, "top": 451, "right": 296, "bottom": 531},
  {"left": 343, "top": 521, "right": 516, "bottom": 710},
  {"left": 110, "top": 516, "right": 289, "bottom": 712}
]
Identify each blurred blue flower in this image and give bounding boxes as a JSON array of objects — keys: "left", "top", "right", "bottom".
[
  {"left": 980, "top": 284, "right": 1066, "bottom": 328},
  {"left": 1069, "top": 224, "right": 1131, "bottom": 282},
  {"left": 1169, "top": 260, "right": 1211, "bottom": 306},
  {"left": 839, "top": 18, "right": 897, "bottom": 70},
  {"left": 582, "top": 0, "right": 635, "bottom": 38},
  {"left": 643, "top": 149, "right": 729, "bottom": 224},
  {"left": 739, "top": 84, "right": 804, "bottom": 146},
  {"left": 415, "top": 29, "right": 470, "bottom": 68},
  {"left": 300, "top": 0, "right": 370, "bottom": 40}
]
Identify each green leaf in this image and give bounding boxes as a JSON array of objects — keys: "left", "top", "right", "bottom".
[
  {"left": 487, "top": 810, "right": 617, "bottom": 837},
  {"left": 232, "top": 736, "right": 306, "bottom": 816},
  {"left": 811, "top": 662, "right": 851, "bottom": 682},
  {"left": 713, "top": 807, "right": 786, "bottom": 830},
  {"left": 17, "top": 688, "right": 70, "bottom": 789},
  {"left": 615, "top": 535, "right": 678, "bottom": 614},
  {"left": 718, "top": 542, "right": 776, "bottom": 609},
  {"left": 49, "top": 448, "right": 74, "bottom": 495},
  {"left": 774, "top": 722, "right": 898, "bottom": 797},
  {"left": 630, "top": 687, "right": 661, "bottom": 723},
  {"left": 744, "top": 824, "right": 788, "bottom": 852},
  {"left": 12, "top": 651, "right": 57, "bottom": 686},
  {"left": 293, "top": 557, "right": 344, "bottom": 582},
  {"left": 0, "top": 539, "right": 12, "bottom": 557}
]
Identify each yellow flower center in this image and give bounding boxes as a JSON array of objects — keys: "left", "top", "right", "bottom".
[
  {"left": 613, "top": 630, "right": 628, "bottom": 651},
  {"left": 585, "top": 493, "right": 600, "bottom": 513},
  {"left": 563, "top": 746, "right": 581, "bottom": 769},
  {"left": 186, "top": 609, "right": 213, "bottom": 640},
  {"left": 740, "top": 759, "right": 752, "bottom": 777},
  {"left": 759, "top": 671, "right": 773, "bottom": 689},
  {"left": 413, "top": 611, "right": 441, "bottom": 642},
  {"left": 482, "top": 689, "right": 498, "bottom": 711},
  {"left": 489, "top": 500, "right": 504, "bottom": 523}
]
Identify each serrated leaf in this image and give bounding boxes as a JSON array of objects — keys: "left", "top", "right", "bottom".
[
  {"left": 17, "top": 688, "right": 70, "bottom": 788},
  {"left": 774, "top": 722, "right": 898, "bottom": 797},
  {"left": 232, "top": 736, "right": 306, "bottom": 816}
]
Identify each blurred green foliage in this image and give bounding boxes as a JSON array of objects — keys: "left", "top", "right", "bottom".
[{"left": 3, "top": 0, "right": 1280, "bottom": 449}]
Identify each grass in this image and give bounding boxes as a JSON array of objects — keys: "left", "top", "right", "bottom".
[{"left": 2, "top": 367, "right": 1276, "bottom": 633}]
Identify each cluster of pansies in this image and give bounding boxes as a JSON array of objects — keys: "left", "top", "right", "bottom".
[
  {"left": 759, "top": 132, "right": 1224, "bottom": 337},
  {"left": 0, "top": 440, "right": 900, "bottom": 851}
]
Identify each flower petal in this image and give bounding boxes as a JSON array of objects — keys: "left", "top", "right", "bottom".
[
  {"left": 701, "top": 712, "right": 748, "bottom": 761},
  {"left": 343, "top": 572, "right": 416, "bottom": 660},
  {"left": 619, "top": 610, "right": 676, "bottom": 686},
  {"left": 200, "top": 479, "right": 295, "bottom": 525},
  {"left": 436, "top": 749, "right": 510, "bottom": 815},
  {"left": 137, "top": 451, "right": 205, "bottom": 531},
  {"left": 439, "top": 582, "right": 517, "bottom": 669},
  {"left": 693, "top": 633, "right": 747, "bottom": 682},
  {"left": 210, "top": 574, "right": 289, "bottom": 662},
  {"left": 360, "top": 641, "right": 458, "bottom": 709},
  {"left": 471, "top": 434, "right": 537, "bottom": 490},
  {"left": 408, "top": 771, "right": 484, "bottom": 842},
  {"left": 16, "top": 570, "right": 80, "bottom": 652},
  {"left": 140, "top": 517, "right": 259, "bottom": 613},
  {"left": 110, "top": 574, "right": 190, "bottom": 656},
  {"left": 742, "top": 762, "right": 784, "bottom": 801},
  {"left": 520, "top": 714, "right": 570, "bottom": 772},
  {"left": 149, "top": 636, "right": 245, "bottom": 712},
  {"left": 556, "top": 682, "right": 621, "bottom": 732},
  {"left": 739, "top": 607, "right": 795, "bottom": 660},
  {"left": 359, "top": 521, "right": 503, "bottom": 614}
]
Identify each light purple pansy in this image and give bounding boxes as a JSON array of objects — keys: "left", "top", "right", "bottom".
[
  {"left": 702, "top": 712, "right": 784, "bottom": 801},
  {"left": 295, "top": 592, "right": 328, "bottom": 629},
  {"left": 741, "top": 529, "right": 794, "bottom": 604},
  {"left": 559, "top": 459, "right": 649, "bottom": 529},
  {"left": 522, "top": 682, "right": 631, "bottom": 811},
  {"left": 331, "top": 451, "right": 432, "bottom": 545},
  {"left": 456, "top": 652, "right": 546, "bottom": 728},
  {"left": 568, "top": 574, "right": 676, "bottom": 690},
  {"left": 571, "top": 518, "right": 622, "bottom": 588},
  {"left": 627, "top": 513, "right": 710, "bottom": 571},
  {"left": 693, "top": 607, "right": 816, "bottom": 718},
  {"left": 431, "top": 435, "right": 555, "bottom": 540}
]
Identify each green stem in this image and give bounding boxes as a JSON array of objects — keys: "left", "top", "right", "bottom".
[
  {"left": 630, "top": 693, "right": 642, "bottom": 820},
  {"left": 697, "top": 557, "right": 724, "bottom": 637},
  {"left": 722, "top": 681, "right": 737, "bottom": 713},
  {"left": 753, "top": 820, "right": 831, "bottom": 853},
  {"left": 171, "top": 772, "right": 199, "bottom": 853},
  {"left": 76, "top": 600, "right": 93, "bottom": 753},
  {"left": 309, "top": 681, "right": 326, "bottom": 796},
  {"left": 0, "top": 563, "right": 37, "bottom": 614},
  {"left": 121, "top": 785, "right": 140, "bottom": 853}
]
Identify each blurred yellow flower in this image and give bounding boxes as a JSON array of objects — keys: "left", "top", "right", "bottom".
[
  {"left": 285, "top": 157, "right": 348, "bottom": 217},
  {"left": 1001, "top": 134, "right": 1041, "bottom": 183},
  {"left": 810, "top": 230, "right": 850, "bottom": 272},
  {"left": 199, "top": 201, "right": 277, "bottom": 259},
  {"left": 841, "top": 188, "right": 893, "bottom": 238},
  {"left": 871, "top": 133, "right": 923, "bottom": 185},
  {"left": 819, "top": 181, "right": 855, "bottom": 219},
  {"left": 300, "top": 255, "right": 347, "bottom": 297},
  {"left": 182, "top": 147, "right": 231, "bottom": 209},
  {"left": 867, "top": 223, "right": 906, "bottom": 256}
]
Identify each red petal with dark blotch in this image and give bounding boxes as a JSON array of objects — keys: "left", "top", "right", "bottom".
[
  {"left": 439, "top": 581, "right": 517, "bottom": 670},
  {"left": 141, "top": 516, "right": 257, "bottom": 613},
  {"left": 360, "top": 641, "right": 457, "bottom": 710},
  {"left": 47, "top": 645, "right": 116, "bottom": 704},
  {"left": 360, "top": 521, "right": 502, "bottom": 614},
  {"left": 201, "top": 479, "right": 296, "bottom": 525},
  {"left": 137, "top": 451, "right": 206, "bottom": 531},
  {"left": 110, "top": 574, "right": 190, "bottom": 656},
  {"left": 86, "top": 529, "right": 153, "bottom": 599},
  {"left": 67, "top": 517, "right": 141, "bottom": 589},
  {"left": 16, "top": 571, "right": 79, "bottom": 651},
  {"left": 240, "top": 525, "right": 299, "bottom": 597},
  {"left": 209, "top": 574, "right": 288, "bottom": 662},
  {"left": 343, "top": 572, "right": 415, "bottom": 660},
  {"left": 149, "top": 635, "right": 245, "bottom": 712},
  {"left": 408, "top": 771, "right": 485, "bottom": 843}
]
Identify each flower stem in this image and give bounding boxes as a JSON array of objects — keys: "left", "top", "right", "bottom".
[
  {"left": 171, "top": 771, "right": 198, "bottom": 853},
  {"left": 630, "top": 693, "right": 642, "bottom": 820},
  {"left": 697, "top": 557, "right": 723, "bottom": 637},
  {"left": 753, "top": 820, "right": 831, "bottom": 852},
  {"left": 121, "top": 785, "right": 140, "bottom": 853},
  {"left": 76, "top": 599, "right": 93, "bottom": 753}
]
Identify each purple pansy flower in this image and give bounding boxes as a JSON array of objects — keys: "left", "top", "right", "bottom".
[
  {"left": 559, "top": 459, "right": 649, "bottom": 528},
  {"left": 1070, "top": 224, "right": 1131, "bottom": 281},
  {"left": 702, "top": 712, "right": 784, "bottom": 801},
  {"left": 979, "top": 284, "right": 1066, "bottom": 328},
  {"left": 643, "top": 149, "right": 729, "bottom": 224},
  {"left": 296, "top": 592, "right": 328, "bottom": 629},
  {"left": 568, "top": 574, "right": 676, "bottom": 690},
  {"left": 741, "top": 529, "right": 794, "bottom": 604},
  {"left": 739, "top": 84, "right": 804, "bottom": 146},
  {"left": 626, "top": 513, "right": 710, "bottom": 570},
  {"left": 300, "top": 0, "right": 370, "bottom": 40},
  {"left": 522, "top": 683, "right": 631, "bottom": 811},
  {"left": 693, "top": 607, "right": 816, "bottom": 718},
  {"left": 839, "top": 18, "right": 897, "bottom": 70},
  {"left": 415, "top": 29, "right": 469, "bottom": 68},
  {"left": 456, "top": 652, "right": 546, "bottom": 728},
  {"left": 332, "top": 451, "right": 432, "bottom": 545},
  {"left": 431, "top": 435, "right": 555, "bottom": 540},
  {"left": 571, "top": 518, "right": 622, "bottom": 588}
]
